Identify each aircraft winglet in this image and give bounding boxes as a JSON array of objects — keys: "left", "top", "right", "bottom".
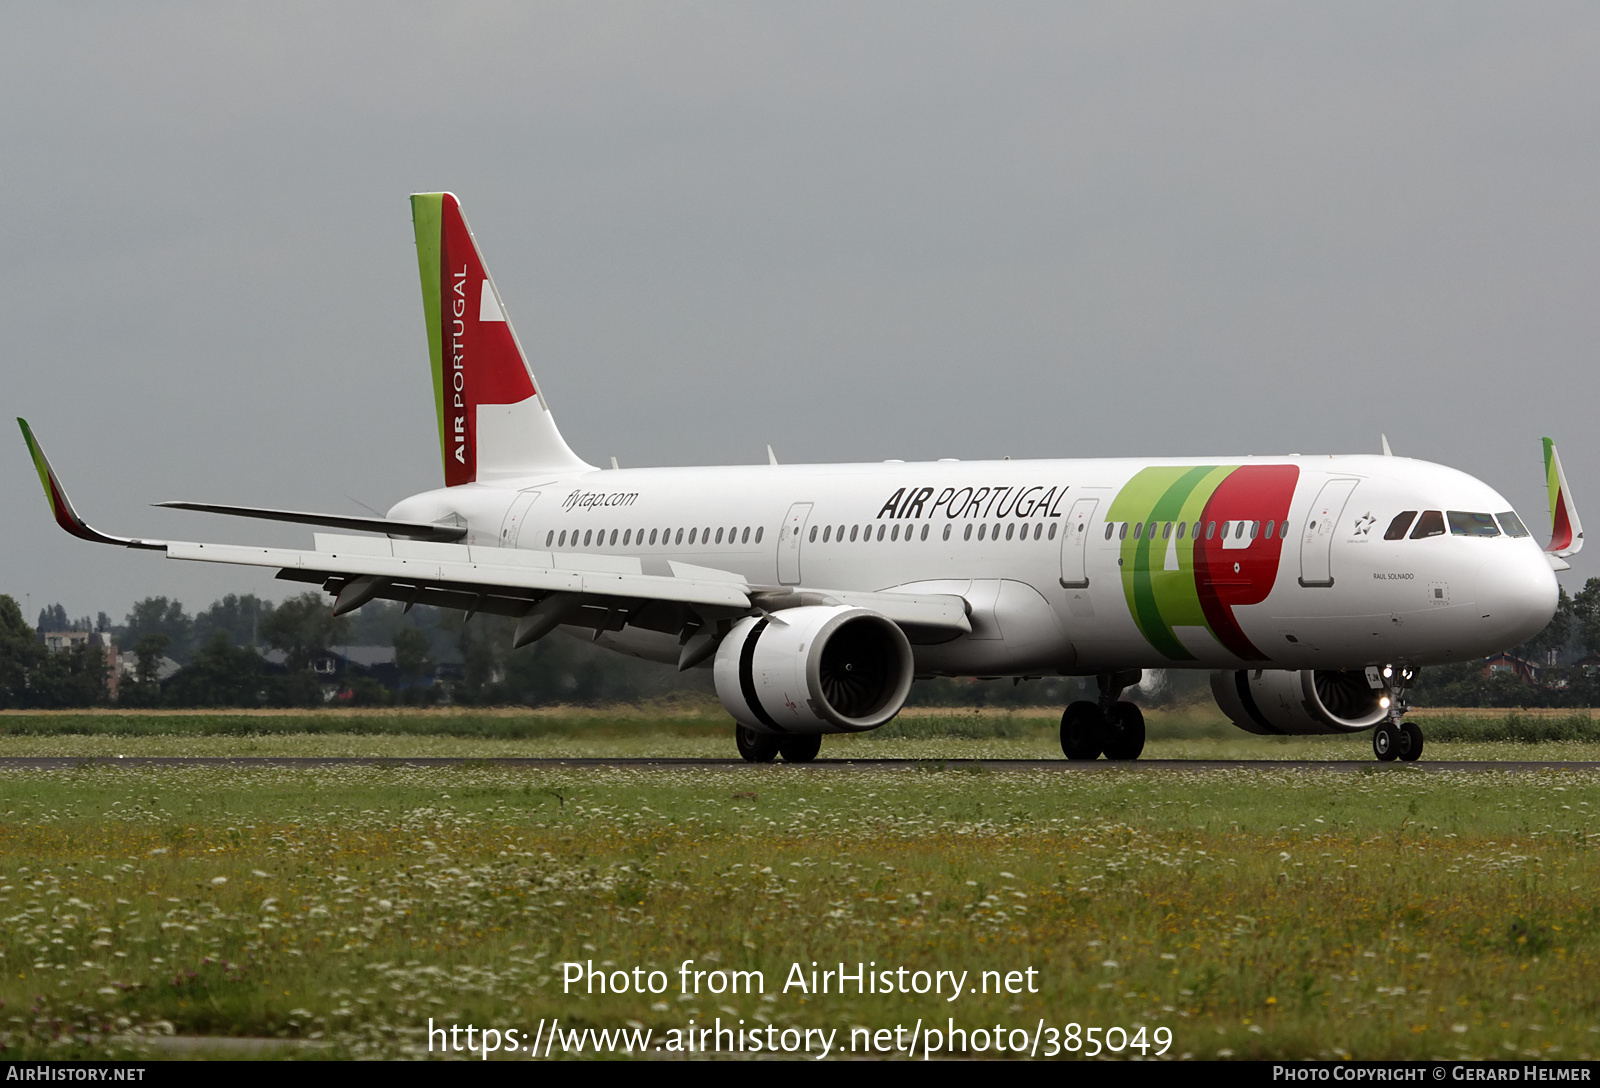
[
  {"left": 17, "top": 418, "right": 165, "bottom": 550},
  {"left": 1543, "top": 437, "right": 1583, "bottom": 558}
]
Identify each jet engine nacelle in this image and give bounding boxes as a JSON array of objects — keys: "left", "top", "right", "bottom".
[
  {"left": 1210, "top": 669, "right": 1388, "bottom": 736},
  {"left": 713, "top": 606, "right": 914, "bottom": 735}
]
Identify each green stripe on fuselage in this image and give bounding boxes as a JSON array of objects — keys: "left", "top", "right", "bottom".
[{"left": 1109, "top": 465, "right": 1235, "bottom": 661}]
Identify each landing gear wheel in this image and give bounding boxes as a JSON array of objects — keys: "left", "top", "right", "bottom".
[
  {"left": 1103, "top": 702, "right": 1146, "bottom": 761},
  {"left": 1398, "top": 720, "right": 1424, "bottom": 763},
  {"left": 735, "top": 725, "right": 780, "bottom": 763},
  {"left": 1060, "top": 701, "right": 1105, "bottom": 761},
  {"left": 1372, "top": 722, "right": 1401, "bottom": 762},
  {"left": 779, "top": 734, "right": 822, "bottom": 763}
]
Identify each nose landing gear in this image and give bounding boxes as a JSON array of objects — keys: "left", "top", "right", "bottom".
[
  {"left": 1060, "top": 669, "right": 1146, "bottom": 761},
  {"left": 1370, "top": 665, "right": 1423, "bottom": 762}
]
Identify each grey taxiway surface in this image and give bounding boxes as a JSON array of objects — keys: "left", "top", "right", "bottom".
[{"left": 0, "top": 756, "right": 1595, "bottom": 773}]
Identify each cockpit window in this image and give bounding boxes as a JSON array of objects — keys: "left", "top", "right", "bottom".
[
  {"left": 1496, "top": 511, "right": 1530, "bottom": 538},
  {"left": 1447, "top": 511, "right": 1501, "bottom": 537},
  {"left": 1410, "top": 510, "right": 1446, "bottom": 539},
  {"left": 1384, "top": 511, "right": 1418, "bottom": 540}
]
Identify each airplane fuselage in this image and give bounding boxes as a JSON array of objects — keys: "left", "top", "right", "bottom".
[{"left": 387, "top": 452, "right": 1559, "bottom": 678}]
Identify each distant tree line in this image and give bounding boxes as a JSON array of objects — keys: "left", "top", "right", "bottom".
[
  {"left": 3, "top": 577, "right": 1597, "bottom": 710},
  {"left": 0, "top": 590, "right": 719, "bottom": 709}
]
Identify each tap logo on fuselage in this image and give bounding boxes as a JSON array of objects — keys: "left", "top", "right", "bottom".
[{"left": 1108, "top": 464, "right": 1300, "bottom": 662}]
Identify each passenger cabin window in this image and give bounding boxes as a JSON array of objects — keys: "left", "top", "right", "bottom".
[
  {"left": 1049, "top": 523, "right": 1058, "bottom": 540},
  {"left": 1496, "top": 511, "right": 1530, "bottom": 538},
  {"left": 754, "top": 526, "right": 764, "bottom": 543},
  {"left": 1410, "top": 510, "right": 1446, "bottom": 539},
  {"left": 1447, "top": 511, "right": 1501, "bottom": 537},
  {"left": 823, "top": 525, "right": 832, "bottom": 542},
  {"left": 943, "top": 525, "right": 952, "bottom": 541},
  {"left": 808, "top": 526, "right": 817, "bottom": 543},
  {"left": 1104, "top": 523, "right": 1114, "bottom": 541},
  {"left": 1385, "top": 511, "right": 1418, "bottom": 540},
  {"left": 921, "top": 524, "right": 930, "bottom": 541}
]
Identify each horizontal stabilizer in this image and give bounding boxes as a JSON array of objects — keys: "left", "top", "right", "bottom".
[{"left": 153, "top": 501, "right": 467, "bottom": 542}]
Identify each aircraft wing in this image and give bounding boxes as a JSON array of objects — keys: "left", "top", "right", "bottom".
[
  {"left": 19, "top": 418, "right": 971, "bottom": 647},
  {"left": 152, "top": 501, "right": 467, "bottom": 542},
  {"left": 171, "top": 534, "right": 754, "bottom": 612}
]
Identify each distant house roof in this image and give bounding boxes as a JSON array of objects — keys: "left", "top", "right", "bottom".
[
  {"left": 261, "top": 645, "right": 398, "bottom": 674},
  {"left": 1483, "top": 652, "right": 1539, "bottom": 683},
  {"left": 335, "top": 646, "right": 397, "bottom": 668}
]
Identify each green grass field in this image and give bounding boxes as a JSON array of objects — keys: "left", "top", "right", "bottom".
[{"left": 1, "top": 708, "right": 1598, "bottom": 1061}]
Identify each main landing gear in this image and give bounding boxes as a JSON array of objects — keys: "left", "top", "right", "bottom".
[
  {"left": 1369, "top": 665, "right": 1423, "bottom": 763},
  {"left": 1060, "top": 669, "right": 1146, "bottom": 761},
  {"left": 735, "top": 725, "right": 821, "bottom": 764}
]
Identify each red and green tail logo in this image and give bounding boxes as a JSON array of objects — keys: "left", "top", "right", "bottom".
[{"left": 411, "top": 193, "right": 537, "bottom": 487}]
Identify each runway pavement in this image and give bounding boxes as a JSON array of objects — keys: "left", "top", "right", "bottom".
[{"left": 0, "top": 756, "right": 1597, "bottom": 773}]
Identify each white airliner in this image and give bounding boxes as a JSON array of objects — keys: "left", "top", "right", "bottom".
[{"left": 21, "top": 193, "right": 1578, "bottom": 763}]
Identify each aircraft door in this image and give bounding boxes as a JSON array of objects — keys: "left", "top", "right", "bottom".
[
  {"left": 499, "top": 490, "right": 541, "bottom": 548},
  {"left": 1298, "top": 478, "right": 1359, "bottom": 587},
  {"left": 1058, "top": 497, "right": 1098, "bottom": 588},
  {"left": 778, "top": 502, "right": 813, "bottom": 585}
]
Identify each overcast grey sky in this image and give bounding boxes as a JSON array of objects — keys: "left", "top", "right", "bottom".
[{"left": 5, "top": 2, "right": 1598, "bottom": 624}]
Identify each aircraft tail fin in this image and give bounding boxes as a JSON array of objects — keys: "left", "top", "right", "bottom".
[
  {"left": 1543, "top": 437, "right": 1583, "bottom": 557},
  {"left": 410, "top": 193, "right": 591, "bottom": 485}
]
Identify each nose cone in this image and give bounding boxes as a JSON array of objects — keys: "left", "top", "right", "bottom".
[{"left": 1475, "top": 551, "right": 1560, "bottom": 649}]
